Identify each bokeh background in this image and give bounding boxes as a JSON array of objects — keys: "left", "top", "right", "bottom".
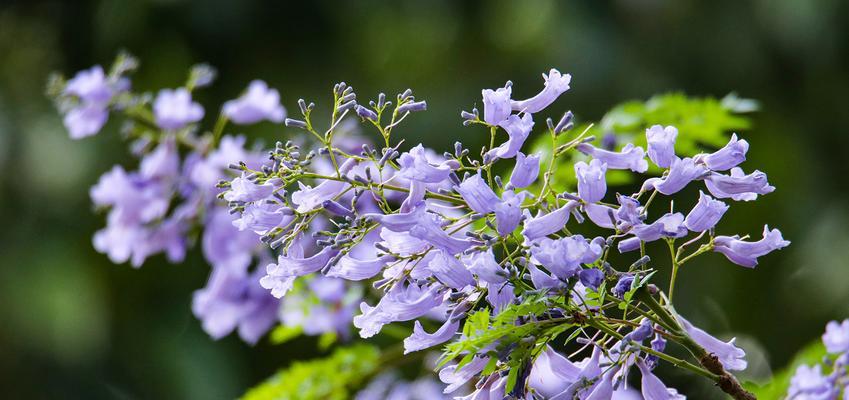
[{"left": 1, "top": 0, "right": 848, "bottom": 398}]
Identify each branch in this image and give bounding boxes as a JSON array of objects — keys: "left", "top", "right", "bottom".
[{"left": 635, "top": 288, "right": 757, "bottom": 400}]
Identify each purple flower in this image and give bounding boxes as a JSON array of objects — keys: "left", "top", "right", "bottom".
[
  {"left": 203, "top": 208, "right": 260, "bottom": 273},
  {"left": 576, "top": 143, "right": 649, "bottom": 173},
  {"left": 584, "top": 370, "right": 615, "bottom": 400},
  {"left": 695, "top": 133, "right": 749, "bottom": 171},
  {"left": 131, "top": 217, "right": 188, "bottom": 267},
  {"left": 423, "top": 250, "right": 475, "bottom": 289},
  {"left": 192, "top": 267, "right": 279, "bottom": 344},
  {"left": 140, "top": 139, "right": 180, "bottom": 179},
  {"left": 398, "top": 144, "right": 453, "bottom": 183},
  {"left": 616, "top": 194, "right": 644, "bottom": 227},
  {"left": 613, "top": 274, "right": 635, "bottom": 298},
  {"left": 281, "top": 276, "right": 357, "bottom": 337},
  {"left": 63, "top": 103, "right": 109, "bottom": 139},
  {"left": 379, "top": 228, "right": 428, "bottom": 256},
  {"left": 509, "top": 152, "right": 540, "bottom": 188},
  {"left": 823, "top": 319, "right": 849, "bottom": 354},
  {"left": 464, "top": 249, "right": 507, "bottom": 284},
  {"left": 530, "top": 235, "right": 602, "bottom": 279},
  {"left": 353, "top": 282, "right": 444, "bottom": 338},
  {"left": 326, "top": 254, "right": 394, "bottom": 281},
  {"left": 291, "top": 158, "right": 356, "bottom": 212},
  {"left": 637, "top": 360, "right": 686, "bottom": 400},
  {"left": 645, "top": 331, "right": 668, "bottom": 370},
  {"left": 526, "top": 263, "right": 563, "bottom": 290},
  {"left": 575, "top": 159, "right": 608, "bottom": 203},
  {"left": 482, "top": 82, "right": 512, "bottom": 125},
  {"left": 684, "top": 191, "right": 728, "bottom": 232},
  {"left": 485, "top": 282, "right": 515, "bottom": 313},
  {"left": 487, "top": 113, "right": 534, "bottom": 161},
  {"left": 224, "top": 174, "right": 275, "bottom": 202},
  {"left": 579, "top": 268, "right": 605, "bottom": 290},
  {"left": 584, "top": 203, "right": 617, "bottom": 229},
  {"left": 153, "top": 88, "right": 204, "bottom": 130},
  {"left": 510, "top": 68, "right": 571, "bottom": 113},
  {"left": 233, "top": 202, "right": 294, "bottom": 235},
  {"left": 403, "top": 317, "right": 459, "bottom": 354},
  {"left": 642, "top": 157, "right": 709, "bottom": 195},
  {"left": 704, "top": 167, "right": 775, "bottom": 201},
  {"left": 223, "top": 80, "right": 286, "bottom": 124},
  {"left": 456, "top": 373, "right": 507, "bottom": 400},
  {"left": 261, "top": 244, "right": 337, "bottom": 298},
  {"left": 621, "top": 319, "right": 654, "bottom": 346},
  {"left": 646, "top": 125, "right": 679, "bottom": 168},
  {"left": 455, "top": 172, "right": 501, "bottom": 214},
  {"left": 677, "top": 315, "right": 747, "bottom": 371},
  {"left": 439, "top": 356, "right": 490, "bottom": 393},
  {"left": 369, "top": 205, "right": 472, "bottom": 255},
  {"left": 787, "top": 364, "right": 838, "bottom": 400},
  {"left": 632, "top": 212, "right": 688, "bottom": 242},
  {"left": 521, "top": 200, "right": 580, "bottom": 242},
  {"left": 64, "top": 65, "right": 113, "bottom": 104},
  {"left": 528, "top": 346, "right": 581, "bottom": 398},
  {"left": 713, "top": 225, "right": 790, "bottom": 268},
  {"left": 90, "top": 166, "right": 169, "bottom": 224},
  {"left": 494, "top": 190, "right": 527, "bottom": 236}
]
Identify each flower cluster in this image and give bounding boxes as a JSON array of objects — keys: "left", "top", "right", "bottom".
[
  {"left": 51, "top": 57, "right": 357, "bottom": 345},
  {"left": 53, "top": 55, "right": 791, "bottom": 399},
  {"left": 786, "top": 320, "right": 849, "bottom": 399},
  {"left": 221, "top": 69, "right": 787, "bottom": 398}
]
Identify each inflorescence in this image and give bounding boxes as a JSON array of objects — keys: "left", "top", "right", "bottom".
[{"left": 50, "top": 54, "right": 794, "bottom": 399}]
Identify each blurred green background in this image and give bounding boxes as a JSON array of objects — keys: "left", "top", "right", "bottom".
[{"left": 1, "top": 0, "right": 848, "bottom": 398}]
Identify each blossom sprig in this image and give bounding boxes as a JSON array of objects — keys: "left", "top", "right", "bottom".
[
  {"left": 221, "top": 68, "right": 788, "bottom": 399},
  {"left": 52, "top": 53, "right": 791, "bottom": 399},
  {"left": 48, "top": 54, "right": 362, "bottom": 348}
]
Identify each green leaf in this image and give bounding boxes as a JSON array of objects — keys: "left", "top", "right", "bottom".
[
  {"left": 241, "top": 344, "right": 380, "bottom": 400},
  {"left": 269, "top": 324, "right": 303, "bottom": 345},
  {"left": 317, "top": 332, "right": 337, "bottom": 351}
]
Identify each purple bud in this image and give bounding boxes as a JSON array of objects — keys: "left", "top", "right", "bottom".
[
  {"left": 356, "top": 105, "right": 378, "bottom": 121},
  {"left": 285, "top": 118, "right": 308, "bottom": 129},
  {"left": 554, "top": 111, "right": 574, "bottom": 134},
  {"left": 397, "top": 100, "right": 427, "bottom": 114}
]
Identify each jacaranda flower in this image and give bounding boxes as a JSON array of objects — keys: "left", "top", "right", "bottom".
[
  {"left": 223, "top": 80, "right": 286, "bottom": 124},
  {"left": 482, "top": 82, "right": 512, "bottom": 125},
  {"left": 713, "top": 225, "right": 790, "bottom": 268},
  {"left": 695, "top": 133, "right": 749, "bottom": 171},
  {"left": 684, "top": 191, "right": 729, "bottom": 232},
  {"left": 575, "top": 159, "right": 608, "bottom": 203},
  {"left": 704, "top": 167, "right": 774, "bottom": 201},
  {"left": 154, "top": 88, "right": 204, "bottom": 130},
  {"left": 577, "top": 143, "right": 649, "bottom": 173},
  {"left": 509, "top": 152, "right": 540, "bottom": 188},
  {"left": 510, "top": 68, "right": 571, "bottom": 113},
  {"left": 646, "top": 125, "right": 679, "bottom": 168}
]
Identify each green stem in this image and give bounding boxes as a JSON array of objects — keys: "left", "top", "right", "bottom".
[
  {"left": 211, "top": 114, "right": 228, "bottom": 146},
  {"left": 666, "top": 239, "right": 681, "bottom": 302}
]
